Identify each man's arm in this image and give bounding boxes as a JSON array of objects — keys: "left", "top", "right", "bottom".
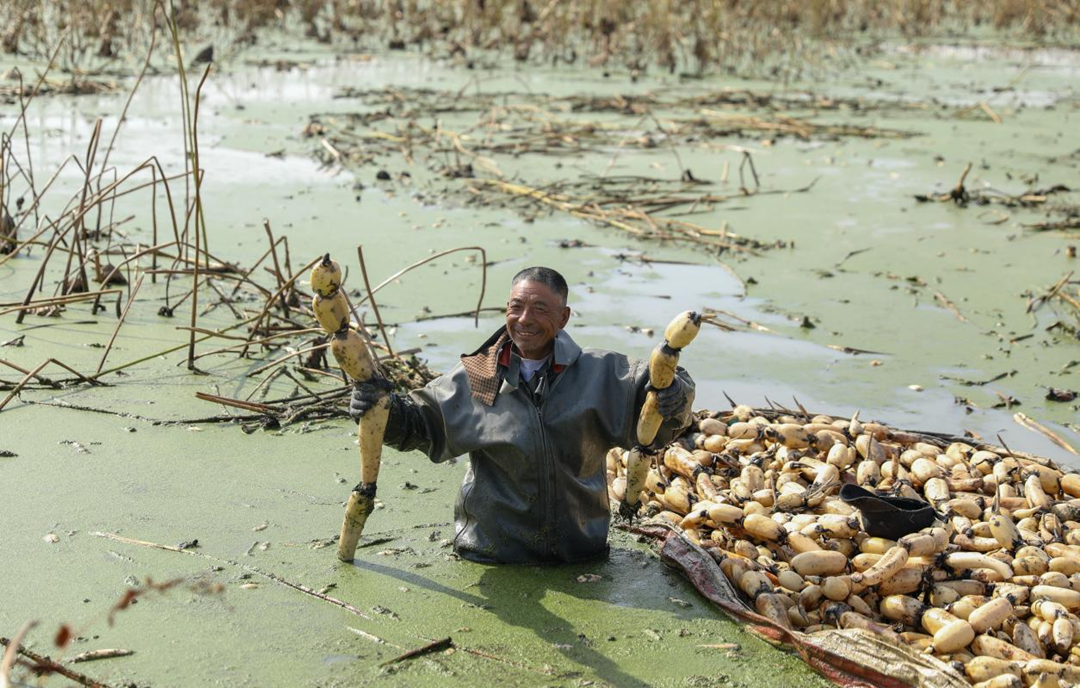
[
  {"left": 349, "top": 372, "right": 459, "bottom": 463},
  {"left": 379, "top": 394, "right": 433, "bottom": 453}
]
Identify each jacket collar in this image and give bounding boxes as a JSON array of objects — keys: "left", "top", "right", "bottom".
[
  {"left": 496, "top": 329, "right": 579, "bottom": 371},
  {"left": 460, "top": 326, "right": 580, "bottom": 405},
  {"left": 463, "top": 326, "right": 508, "bottom": 358},
  {"left": 552, "top": 329, "right": 581, "bottom": 368}
]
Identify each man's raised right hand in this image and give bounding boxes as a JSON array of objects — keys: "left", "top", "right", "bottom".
[{"left": 348, "top": 378, "right": 394, "bottom": 423}]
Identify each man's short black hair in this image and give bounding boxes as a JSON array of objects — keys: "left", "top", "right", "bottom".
[{"left": 511, "top": 266, "right": 568, "bottom": 305}]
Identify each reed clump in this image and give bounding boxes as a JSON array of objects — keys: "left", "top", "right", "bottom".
[
  {"left": 0, "top": 23, "right": 466, "bottom": 425},
  {"left": 2, "top": 0, "right": 1077, "bottom": 78}
]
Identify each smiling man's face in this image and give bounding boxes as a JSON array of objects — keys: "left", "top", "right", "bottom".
[{"left": 506, "top": 279, "right": 571, "bottom": 360}]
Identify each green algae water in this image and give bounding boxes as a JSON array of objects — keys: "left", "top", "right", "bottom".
[{"left": 1, "top": 34, "right": 1078, "bottom": 687}]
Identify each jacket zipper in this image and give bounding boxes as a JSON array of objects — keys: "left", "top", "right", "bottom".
[
  {"left": 536, "top": 371, "right": 565, "bottom": 557},
  {"left": 530, "top": 398, "right": 552, "bottom": 556}
]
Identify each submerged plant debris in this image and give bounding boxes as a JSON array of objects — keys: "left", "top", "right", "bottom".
[{"left": 305, "top": 86, "right": 926, "bottom": 251}]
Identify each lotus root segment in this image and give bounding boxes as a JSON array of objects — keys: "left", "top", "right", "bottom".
[
  {"left": 621, "top": 311, "right": 702, "bottom": 518},
  {"left": 637, "top": 311, "right": 701, "bottom": 447},
  {"left": 337, "top": 484, "right": 376, "bottom": 561},
  {"left": 311, "top": 253, "right": 388, "bottom": 562},
  {"left": 310, "top": 253, "right": 342, "bottom": 297},
  {"left": 314, "top": 291, "right": 350, "bottom": 333}
]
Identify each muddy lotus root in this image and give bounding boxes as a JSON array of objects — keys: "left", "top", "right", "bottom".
[{"left": 310, "top": 254, "right": 389, "bottom": 562}]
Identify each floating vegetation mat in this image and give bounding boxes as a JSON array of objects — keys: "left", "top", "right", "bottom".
[
  {"left": 610, "top": 405, "right": 1080, "bottom": 688},
  {"left": 0, "top": 68, "right": 118, "bottom": 104},
  {"left": 332, "top": 86, "right": 935, "bottom": 120},
  {"left": 305, "top": 85, "right": 917, "bottom": 253}
]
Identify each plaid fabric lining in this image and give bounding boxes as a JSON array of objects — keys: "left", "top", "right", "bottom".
[
  {"left": 460, "top": 328, "right": 511, "bottom": 406},
  {"left": 461, "top": 327, "right": 569, "bottom": 405}
]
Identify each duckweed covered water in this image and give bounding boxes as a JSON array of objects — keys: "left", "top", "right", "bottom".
[{"left": 1, "top": 34, "right": 1078, "bottom": 687}]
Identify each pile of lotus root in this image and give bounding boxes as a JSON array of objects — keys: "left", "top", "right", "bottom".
[{"left": 607, "top": 405, "right": 1080, "bottom": 688}]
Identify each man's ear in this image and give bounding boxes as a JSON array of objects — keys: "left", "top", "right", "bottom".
[{"left": 558, "top": 306, "right": 571, "bottom": 329}]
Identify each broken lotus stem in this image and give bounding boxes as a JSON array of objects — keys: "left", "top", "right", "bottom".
[{"left": 310, "top": 253, "right": 390, "bottom": 562}]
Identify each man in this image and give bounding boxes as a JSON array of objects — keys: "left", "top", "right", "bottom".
[{"left": 350, "top": 267, "right": 694, "bottom": 564}]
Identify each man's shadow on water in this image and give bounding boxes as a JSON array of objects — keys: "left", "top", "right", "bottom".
[{"left": 355, "top": 550, "right": 675, "bottom": 688}]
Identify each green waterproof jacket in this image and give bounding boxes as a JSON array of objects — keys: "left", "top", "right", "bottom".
[{"left": 385, "top": 328, "right": 694, "bottom": 564}]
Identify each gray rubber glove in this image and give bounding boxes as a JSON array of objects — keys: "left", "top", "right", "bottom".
[
  {"left": 348, "top": 379, "right": 430, "bottom": 452},
  {"left": 348, "top": 377, "right": 394, "bottom": 423},
  {"left": 655, "top": 376, "right": 689, "bottom": 419}
]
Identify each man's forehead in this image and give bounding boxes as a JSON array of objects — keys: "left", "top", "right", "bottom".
[{"left": 508, "top": 280, "right": 560, "bottom": 301}]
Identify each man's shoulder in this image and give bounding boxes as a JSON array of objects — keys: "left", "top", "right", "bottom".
[
  {"left": 435, "top": 360, "right": 470, "bottom": 382},
  {"left": 577, "top": 346, "right": 639, "bottom": 371},
  {"left": 418, "top": 361, "right": 469, "bottom": 391}
]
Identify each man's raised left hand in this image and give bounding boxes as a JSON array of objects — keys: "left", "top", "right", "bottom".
[{"left": 655, "top": 376, "right": 689, "bottom": 419}]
